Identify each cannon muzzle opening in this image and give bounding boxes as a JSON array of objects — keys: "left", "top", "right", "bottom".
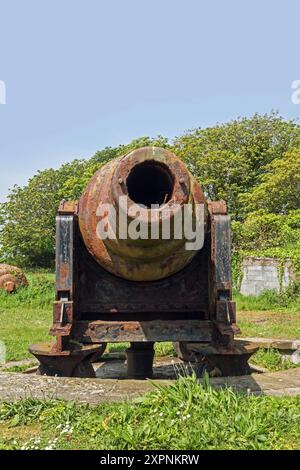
[{"left": 126, "top": 160, "right": 174, "bottom": 207}]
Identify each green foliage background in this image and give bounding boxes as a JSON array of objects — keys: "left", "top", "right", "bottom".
[{"left": 0, "top": 112, "right": 300, "bottom": 270}]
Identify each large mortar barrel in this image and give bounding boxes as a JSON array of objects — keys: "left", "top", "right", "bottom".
[{"left": 78, "top": 147, "right": 208, "bottom": 281}]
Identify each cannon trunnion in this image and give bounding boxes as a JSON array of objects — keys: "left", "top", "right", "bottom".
[{"left": 30, "top": 147, "right": 255, "bottom": 378}]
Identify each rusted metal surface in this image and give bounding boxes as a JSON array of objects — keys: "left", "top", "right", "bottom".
[
  {"left": 72, "top": 319, "right": 213, "bottom": 343},
  {"left": 29, "top": 343, "right": 101, "bottom": 377},
  {"left": 78, "top": 147, "right": 208, "bottom": 281},
  {"left": 75, "top": 244, "right": 209, "bottom": 315},
  {"left": 0, "top": 264, "right": 28, "bottom": 293},
  {"left": 55, "top": 215, "right": 75, "bottom": 299},
  {"left": 186, "top": 340, "right": 259, "bottom": 377},
  {"left": 30, "top": 146, "right": 254, "bottom": 378},
  {"left": 208, "top": 200, "right": 227, "bottom": 215}
]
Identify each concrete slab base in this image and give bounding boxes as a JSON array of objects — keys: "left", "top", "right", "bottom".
[{"left": 0, "top": 355, "right": 299, "bottom": 404}]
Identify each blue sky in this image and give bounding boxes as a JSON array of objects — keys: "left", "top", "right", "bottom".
[{"left": 0, "top": 0, "right": 299, "bottom": 201}]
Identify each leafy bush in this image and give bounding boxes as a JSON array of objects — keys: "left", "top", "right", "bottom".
[
  {"left": 232, "top": 210, "right": 300, "bottom": 252},
  {"left": 232, "top": 209, "right": 300, "bottom": 282},
  {"left": 242, "top": 148, "right": 300, "bottom": 215},
  {"left": 174, "top": 112, "right": 300, "bottom": 218}
]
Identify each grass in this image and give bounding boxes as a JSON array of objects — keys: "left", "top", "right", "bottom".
[
  {"left": 0, "top": 271, "right": 53, "bottom": 362},
  {"left": 234, "top": 289, "right": 300, "bottom": 313},
  {"left": 251, "top": 348, "right": 299, "bottom": 372},
  {"left": 2, "top": 363, "right": 37, "bottom": 373},
  {"left": 237, "top": 310, "right": 300, "bottom": 339},
  {"left": 0, "top": 373, "right": 299, "bottom": 450}
]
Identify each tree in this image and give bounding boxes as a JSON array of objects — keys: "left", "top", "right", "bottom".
[
  {"left": 173, "top": 113, "right": 300, "bottom": 219},
  {"left": 241, "top": 148, "right": 300, "bottom": 215},
  {"left": 0, "top": 169, "right": 60, "bottom": 267},
  {"left": 0, "top": 161, "right": 88, "bottom": 267}
]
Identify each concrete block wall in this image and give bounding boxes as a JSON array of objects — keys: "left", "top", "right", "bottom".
[{"left": 240, "top": 257, "right": 294, "bottom": 296}]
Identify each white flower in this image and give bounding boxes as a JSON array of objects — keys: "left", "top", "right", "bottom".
[
  {"left": 159, "top": 412, "right": 163, "bottom": 417},
  {"left": 176, "top": 411, "right": 180, "bottom": 415}
]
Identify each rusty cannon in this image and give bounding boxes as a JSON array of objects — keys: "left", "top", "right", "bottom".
[{"left": 30, "top": 147, "right": 256, "bottom": 378}]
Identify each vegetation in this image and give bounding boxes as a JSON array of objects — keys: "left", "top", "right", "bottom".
[
  {"left": 174, "top": 112, "right": 300, "bottom": 219},
  {"left": 234, "top": 288, "right": 300, "bottom": 313},
  {"left": 0, "top": 271, "right": 53, "bottom": 361},
  {"left": 0, "top": 374, "right": 299, "bottom": 450},
  {"left": 237, "top": 311, "right": 300, "bottom": 340},
  {"left": 251, "top": 348, "right": 298, "bottom": 372}
]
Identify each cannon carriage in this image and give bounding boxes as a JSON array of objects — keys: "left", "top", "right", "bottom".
[{"left": 30, "top": 147, "right": 255, "bottom": 378}]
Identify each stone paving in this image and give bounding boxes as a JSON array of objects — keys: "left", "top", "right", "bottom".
[{"left": 0, "top": 355, "right": 299, "bottom": 404}]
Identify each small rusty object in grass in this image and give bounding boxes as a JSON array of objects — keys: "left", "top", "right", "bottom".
[{"left": 0, "top": 264, "right": 28, "bottom": 293}]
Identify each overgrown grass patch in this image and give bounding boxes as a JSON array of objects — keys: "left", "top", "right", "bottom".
[
  {"left": 234, "top": 289, "right": 300, "bottom": 313},
  {"left": 0, "top": 271, "right": 53, "bottom": 361},
  {"left": 0, "top": 374, "right": 299, "bottom": 450},
  {"left": 251, "top": 348, "right": 299, "bottom": 372},
  {"left": 0, "top": 270, "right": 54, "bottom": 309},
  {"left": 237, "top": 310, "right": 300, "bottom": 339}
]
